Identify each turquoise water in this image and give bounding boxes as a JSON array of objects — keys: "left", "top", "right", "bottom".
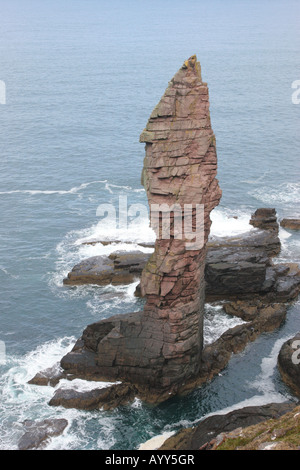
[{"left": 0, "top": 0, "right": 299, "bottom": 449}]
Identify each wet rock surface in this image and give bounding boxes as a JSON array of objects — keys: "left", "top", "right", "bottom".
[
  {"left": 48, "top": 296, "right": 288, "bottom": 405},
  {"left": 18, "top": 418, "right": 68, "bottom": 450},
  {"left": 49, "top": 382, "right": 136, "bottom": 411},
  {"left": 30, "top": 206, "right": 300, "bottom": 405},
  {"left": 63, "top": 251, "right": 149, "bottom": 286},
  {"left": 28, "top": 363, "right": 66, "bottom": 387}
]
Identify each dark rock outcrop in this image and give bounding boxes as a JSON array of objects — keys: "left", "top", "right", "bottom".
[
  {"left": 280, "top": 218, "right": 300, "bottom": 230},
  {"left": 18, "top": 418, "right": 68, "bottom": 450},
  {"left": 58, "top": 55, "right": 221, "bottom": 398},
  {"left": 278, "top": 334, "right": 300, "bottom": 398},
  {"left": 249, "top": 208, "right": 279, "bottom": 233},
  {"left": 28, "top": 363, "right": 66, "bottom": 387},
  {"left": 49, "top": 382, "right": 136, "bottom": 411},
  {"left": 205, "top": 211, "right": 281, "bottom": 302},
  {"left": 207, "top": 260, "right": 300, "bottom": 303},
  {"left": 159, "top": 402, "right": 296, "bottom": 450},
  {"left": 63, "top": 251, "right": 149, "bottom": 286},
  {"left": 267, "top": 263, "right": 300, "bottom": 303},
  {"left": 82, "top": 240, "right": 154, "bottom": 248}
]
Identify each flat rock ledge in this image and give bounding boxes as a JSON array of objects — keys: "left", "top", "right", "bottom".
[
  {"left": 18, "top": 418, "right": 68, "bottom": 450},
  {"left": 159, "top": 402, "right": 298, "bottom": 450},
  {"left": 278, "top": 333, "right": 300, "bottom": 398},
  {"left": 48, "top": 382, "right": 137, "bottom": 411},
  {"left": 280, "top": 218, "right": 300, "bottom": 230},
  {"left": 63, "top": 251, "right": 149, "bottom": 286}
]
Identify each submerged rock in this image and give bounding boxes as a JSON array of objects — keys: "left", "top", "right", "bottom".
[{"left": 18, "top": 418, "right": 68, "bottom": 450}]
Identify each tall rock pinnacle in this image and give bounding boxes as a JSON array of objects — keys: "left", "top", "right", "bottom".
[
  {"left": 139, "top": 54, "right": 222, "bottom": 387},
  {"left": 59, "top": 56, "right": 221, "bottom": 398}
]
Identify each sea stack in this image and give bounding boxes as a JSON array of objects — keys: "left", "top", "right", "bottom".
[
  {"left": 59, "top": 56, "right": 221, "bottom": 398},
  {"left": 139, "top": 55, "right": 222, "bottom": 386}
]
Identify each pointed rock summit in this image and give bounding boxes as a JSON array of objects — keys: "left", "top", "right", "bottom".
[{"left": 59, "top": 56, "right": 221, "bottom": 399}]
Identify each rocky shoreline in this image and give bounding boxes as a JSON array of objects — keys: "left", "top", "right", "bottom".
[
  {"left": 159, "top": 402, "right": 298, "bottom": 450},
  {"left": 28, "top": 207, "right": 300, "bottom": 410}
]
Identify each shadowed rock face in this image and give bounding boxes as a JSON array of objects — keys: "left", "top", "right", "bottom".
[{"left": 60, "top": 56, "right": 221, "bottom": 396}]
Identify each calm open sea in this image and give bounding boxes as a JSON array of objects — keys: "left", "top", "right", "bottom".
[{"left": 0, "top": 0, "right": 299, "bottom": 449}]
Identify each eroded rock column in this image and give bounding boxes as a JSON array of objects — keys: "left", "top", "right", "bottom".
[
  {"left": 60, "top": 56, "right": 221, "bottom": 396},
  {"left": 138, "top": 55, "right": 221, "bottom": 388}
]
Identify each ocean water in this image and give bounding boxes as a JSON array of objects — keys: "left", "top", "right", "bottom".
[{"left": 0, "top": 0, "right": 299, "bottom": 450}]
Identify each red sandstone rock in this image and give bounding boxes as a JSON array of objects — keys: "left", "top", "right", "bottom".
[
  {"left": 58, "top": 55, "right": 221, "bottom": 396},
  {"left": 138, "top": 54, "right": 221, "bottom": 384}
]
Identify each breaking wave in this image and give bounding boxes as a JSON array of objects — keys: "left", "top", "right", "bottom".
[{"left": 249, "top": 182, "right": 300, "bottom": 208}]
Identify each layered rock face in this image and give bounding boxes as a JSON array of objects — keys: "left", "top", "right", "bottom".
[
  {"left": 60, "top": 56, "right": 221, "bottom": 395},
  {"left": 137, "top": 54, "right": 221, "bottom": 386}
]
